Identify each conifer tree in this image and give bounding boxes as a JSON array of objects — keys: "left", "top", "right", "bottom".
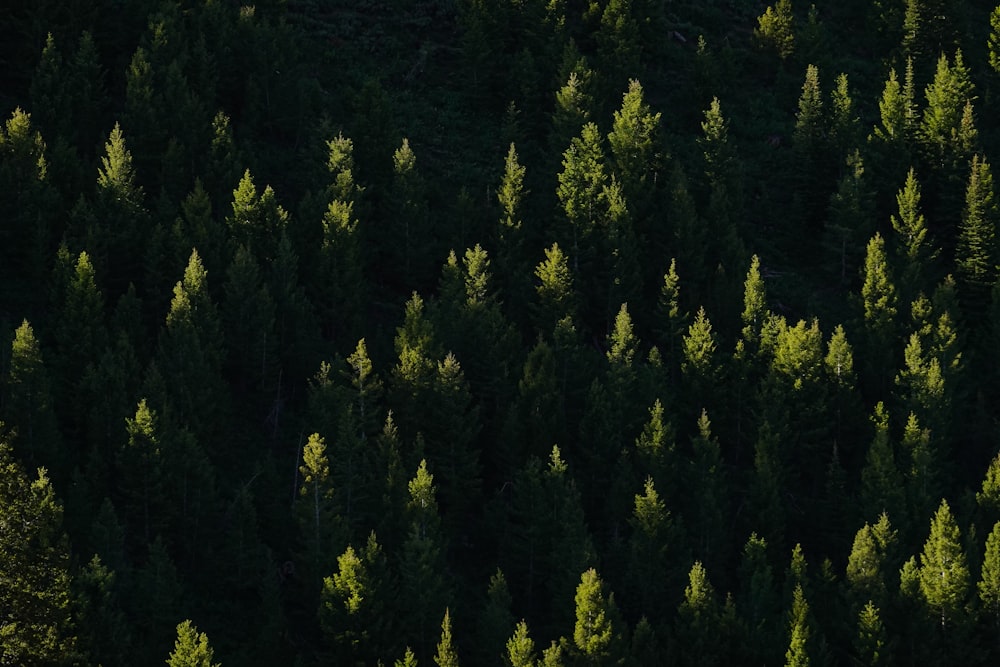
[
  {"left": 534, "top": 243, "right": 577, "bottom": 333},
  {"left": 979, "top": 521, "right": 1000, "bottom": 635},
  {"left": 681, "top": 306, "right": 719, "bottom": 413},
  {"left": 825, "top": 150, "right": 873, "bottom": 286},
  {"left": 625, "top": 476, "right": 675, "bottom": 620},
  {"left": 890, "top": 168, "right": 936, "bottom": 303},
  {"left": 434, "top": 608, "right": 460, "bottom": 667},
  {"left": 557, "top": 122, "right": 607, "bottom": 280},
  {"left": 5, "top": 319, "right": 62, "bottom": 475},
  {"left": 475, "top": 569, "right": 514, "bottom": 667},
  {"left": 755, "top": 0, "right": 795, "bottom": 59},
  {"left": 572, "top": 568, "right": 620, "bottom": 666},
  {"left": 166, "top": 620, "right": 220, "bottom": 667},
  {"left": 316, "top": 133, "right": 365, "bottom": 340},
  {"left": 956, "top": 154, "right": 997, "bottom": 318},
  {"left": 496, "top": 143, "right": 529, "bottom": 306},
  {"left": 0, "top": 108, "right": 57, "bottom": 313},
  {"left": 607, "top": 79, "right": 660, "bottom": 211},
  {"left": 506, "top": 620, "right": 537, "bottom": 667},
  {"left": 860, "top": 402, "right": 905, "bottom": 527},
  {"left": 861, "top": 233, "right": 898, "bottom": 392},
  {"left": 0, "top": 429, "right": 76, "bottom": 665},
  {"left": 677, "top": 561, "right": 721, "bottom": 666},
  {"left": 297, "top": 432, "right": 343, "bottom": 588},
  {"left": 400, "top": 460, "right": 450, "bottom": 660},
  {"left": 918, "top": 499, "right": 969, "bottom": 630},
  {"left": 854, "top": 601, "right": 886, "bottom": 666},
  {"left": 785, "top": 584, "right": 812, "bottom": 667}
]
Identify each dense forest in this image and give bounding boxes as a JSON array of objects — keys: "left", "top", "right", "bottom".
[{"left": 7, "top": 0, "right": 1000, "bottom": 664}]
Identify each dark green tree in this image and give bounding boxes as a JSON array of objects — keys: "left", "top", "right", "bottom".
[{"left": 956, "top": 154, "right": 997, "bottom": 319}]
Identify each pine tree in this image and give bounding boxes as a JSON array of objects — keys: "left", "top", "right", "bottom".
[
  {"left": 861, "top": 233, "right": 899, "bottom": 393},
  {"left": 854, "top": 601, "right": 886, "bottom": 666},
  {"left": 496, "top": 143, "right": 529, "bottom": 305},
  {"left": 677, "top": 561, "right": 721, "bottom": 666},
  {"left": 433, "top": 609, "right": 460, "bottom": 667},
  {"left": 506, "top": 620, "right": 537, "bottom": 667},
  {"left": 0, "top": 429, "right": 76, "bottom": 664},
  {"left": 990, "top": 6, "right": 1000, "bottom": 75},
  {"left": 166, "top": 620, "right": 220, "bottom": 667},
  {"left": 400, "top": 460, "right": 451, "bottom": 660},
  {"left": 784, "top": 584, "right": 812, "bottom": 667},
  {"left": 890, "top": 168, "right": 936, "bottom": 303},
  {"left": 681, "top": 306, "right": 719, "bottom": 413},
  {"left": 572, "top": 568, "right": 620, "bottom": 665},
  {"left": 0, "top": 108, "right": 57, "bottom": 313},
  {"left": 979, "top": 521, "right": 1000, "bottom": 635},
  {"left": 607, "top": 79, "right": 660, "bottom": 210},
  {"left": 825, "top": 150, "right": 873, "bottom": 287},
  {"left": 557, "top": 122, "right": 607, "bottom": 280},
  {"left": 473, "top": 569, "right": 514, "bottom": 667},
  {"left": 297, "top": 432, "right": 343, "bottom": 587},
  {"left": 755, "top": 0, "right": 796, "bottom": 59},
  {"left": 860, "top": 402, "right": 905, "bottom": 527},
  {"left": 956, "top": 154, "right": 997, "bottom": 318},
  {"left": 534, "top": 243, "right": 578, "bottom": 333},
  {"left": 4, "top": 319, "right": 62, "bottom": 476},
  {"left": 918, "top": 499, "right": 969, "bottom": 630}
]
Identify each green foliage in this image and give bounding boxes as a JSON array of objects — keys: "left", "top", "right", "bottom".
[
  {"left": 434, "top": 608, "right": 459, "bottom": 667},
  {"left": 166, "top": 620, "right": 220, "bottom": 667},
  {"left": 917, "top": 499, "right": 969, "bottom": 629},
  {"left": 755, "top": 0, "right": 796, "bottom": 59},
  {"left": 0, "top": 430, "right": 76, "bottom": 664}
]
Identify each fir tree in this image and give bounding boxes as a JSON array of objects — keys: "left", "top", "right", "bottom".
[
  {"left": 0, "top": 429, "right": 76, "bottom": 664},
  {"left": 166, "top": 620, "right": 220, "bottom": 667},
  {"left": 918, "top": 499, "right": 969, "bottom": 630},
  {"left": 755, "top": 0, "right": 796, "bottom": 59}
]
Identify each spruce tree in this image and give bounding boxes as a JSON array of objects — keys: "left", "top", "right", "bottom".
[
  {"left": 918, "top": 499, "right": 969, "bottom": 630},
  {"left": 0, "top": 429, "right": 76, "bottom": 665},
  {"left": 166, "top": 620, "right": 220, "bottom": 667}
]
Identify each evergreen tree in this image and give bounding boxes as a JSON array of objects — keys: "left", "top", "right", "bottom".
[
  {"left": 979, "top": 521, "right": 1000, "bottom": 636},
  {"left": 785, "top": 584, "right": 812, "bottom": 667},
  {"left": 890, "top": 168, "right": 936, "bottom": 303},
  {"left": 506, "top": 619, "right": 537, "bottom": 667},
  {"left": 89, "top": 122, "right": 148, "bottom": 298},
  {"left": 0, "top": 429, "right": 76, "bottom": 665},
  {"left": 166, "top": 620, "right": 220, "bottom": 667},
  {"left": 297, "top": 432, "right": 343, "bottom": 588},
  {"left": 860, "top": 402, "right": 906, "bottom": 527},
  {"left": 677, "top": 561, "right": 721, "bottom": 666},
  {"left": 0, "top": 108, "right": 57, "bottom": 314},
  {"left": 607, "top": 79, "right": 660, "bottom": 217},
  {"left": 534, "top": 243, "right": 578, "bottom": 334},
  {"left": 860, "top": 233, "right": 898, "bottom": 393},
  {"left": 956, "top": 154, "right": 997, "bottom": 319},
  {"left": 434, "top": 609, "right": 459, "bottom": 667},
  {"left": 572, "top": 568, "right": 620, "bottom": 666},
  {"left": 918, "top": 499, "right": 969, "bottom": 630},
  {"left": 854, "top": 601, "right": 886, "bottom": 666},
  {"left": 755, "top": 0, "right": 796, "bottom": 59},
  {"left": 496, "top": 143, "right": 529, "bottom": 307},
  {"left": 556, "top": 122, "right": 607, "bottom": 282},
  {"left": 4, "top": 319, "right": 62, "bottom": 476},
  {"left": 681, "top": 306, "right": 719, "bottom": 414}
]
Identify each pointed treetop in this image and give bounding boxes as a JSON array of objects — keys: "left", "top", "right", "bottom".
[
  {"left": 166, "top": 620, "right": 220, "bottom": 667},
  {"left": 97, "top": 122, "right": 140, "bottom": 200},
  {"left": 434, "top": 608, "right": 460, "bottom": 667}
]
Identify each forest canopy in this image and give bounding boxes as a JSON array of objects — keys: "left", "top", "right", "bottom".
[{"left": 4, "top": 0, "right": 1000, "bottom": 665}]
